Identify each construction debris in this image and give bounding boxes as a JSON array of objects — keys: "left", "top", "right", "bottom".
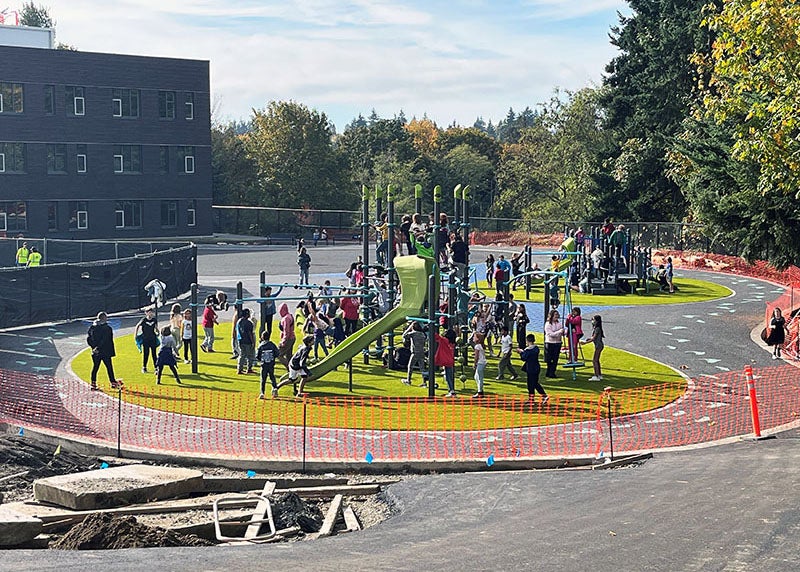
[
  {"left": 0, "top": 506, "right": 43, "bottom": 547},
  {"left": 33, "top": 465, "right": 205, "bottom": 510},
  {"left": 0, "top": 433, "right": 395, "bottom": 550}
]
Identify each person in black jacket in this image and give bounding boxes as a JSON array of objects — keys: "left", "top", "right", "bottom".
[
  {"left": 136, "top": 308, "right": 159, "bottom": 373},
  {"left": 87, "top": 312, "right": 122, "bottom": 390}
]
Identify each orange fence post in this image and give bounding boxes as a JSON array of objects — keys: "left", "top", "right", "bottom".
[{"left": 744, "top": 365, "right": 762, "bottom": 438}]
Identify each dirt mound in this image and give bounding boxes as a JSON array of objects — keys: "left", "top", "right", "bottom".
[
  {"left": 51, "top": 513, "right": 214, "bottom": 550},
  {"left": 272, "top": 492, "right": 324, "bottom": 533}
]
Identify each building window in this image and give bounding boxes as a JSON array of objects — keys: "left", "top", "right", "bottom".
[
  {"left": 113, "top": 145, "right": 141, "bottom": 173},
  {"left": 159, "top": 91, "right": 175, "bottom": 120},
  {"left": 184, "top": 92, "right": 194, "bottom": 120},
  {"left": 46, "top": 144, "right": 67, "bottom": 174},
  {"left": 178, "top": 146, "right": 195, "bottom": 174},
  {"left": 0, "top": 201, "right": 27, "bottom": 232},
  {"left": 187, "top": 200, "right": 196, "bottom": 227},
  {"left": 76, "top": 144, "right": 87, "bottom": 173},
  {"left": 159, "top": 146, "right": 169, "bottom": 173},
  {"left": 44, "top": 85, "right": 55, "bottom": 115},
  {"left": 47, "top": 201, "right": 58, "bottom": 231},
  {"left": 0, "top": 143, "right": 25, "bottom": 173},
  {"left": 111, "top": 88, "right": 139, "bottom": 118},
  {"left": 115, "top": 200, "right": 142, "bottom": 229},
  {"left": 0, "top": 82, "right": 24, "bottom": 113},
  {"left": 65, "top": 86, "right": 85, "bottom": 116},
  {"left": 161, "top": 200, "right": 177, "bottom": 227},
  {"left": 69, "top": 201, "right": 88, "bottom": 230}
]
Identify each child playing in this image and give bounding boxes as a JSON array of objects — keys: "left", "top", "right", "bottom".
[
  {"left": 275, "top": 334, "right": 314, "bottom": 396},
  {"left": 181, "top": 308, "right": 193, "bottom": 363},
  {"left": 155, "top": 326, "right": 181, "bottom": 385},
  {"left": 256, "top": 331, "right": 280, "bottom": 399},
  {"left": 496, "top": 326, "right": 518, "bottom": 380},
  {"left": 518, "top": 333, "right": 548, "bottom": 403},
  {"left": 472, "top": 332, "right": 487, "bottom": 398},
  {"left": 200, "top": 295, "right": 218, "bottom": 352},
  {"left": 434, "top": 327, "right": 457, "bottom": 397},
  {"left": 565, "top": 307, "right": 584, "bottom": 364}
]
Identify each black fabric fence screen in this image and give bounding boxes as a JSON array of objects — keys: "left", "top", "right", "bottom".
[
  {"left": 0, "top": 238, "right": 189, "bottom": 267},
  {"left": 0, "top": 245, "right": 196, "bottom": 329}
]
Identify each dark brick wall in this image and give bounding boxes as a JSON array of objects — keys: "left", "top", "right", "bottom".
[{"left": 0, "top": 45, "right": 213, "bottom": 238}]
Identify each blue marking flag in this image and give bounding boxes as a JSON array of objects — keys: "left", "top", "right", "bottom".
[
  {"left": 486, "top": 454, "right": 495, "bottom": 467},
  {"left": 17, "top": 427, "right": 24, "bottom": 436},
  {"left": 365, "top": 452, "right": 374, "bottom": 464},
  {"left": 247, "top": 470, "right": 256, "bottom": 478},
  {"left": 100, "top": 462, "right": 109, "bottom": 469}
]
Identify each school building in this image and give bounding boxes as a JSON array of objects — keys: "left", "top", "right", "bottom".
[{"left": 0, "top": 24, "right": 212, "bottom": 239}]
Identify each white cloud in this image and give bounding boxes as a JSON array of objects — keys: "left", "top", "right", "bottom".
[{"left": 38, "top": 0, "right": 625, "bottom": 128}]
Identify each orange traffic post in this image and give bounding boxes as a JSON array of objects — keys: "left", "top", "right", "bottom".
[{"left": 743, "top": 365, "right": 774, "bottom": 440}]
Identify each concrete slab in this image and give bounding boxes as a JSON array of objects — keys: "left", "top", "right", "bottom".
[
  {"left": 33, "top": 465, "right": 204, "bottom": 510},
  {"left": 0, "top": 506, "right": 43, "bottom": 547}
]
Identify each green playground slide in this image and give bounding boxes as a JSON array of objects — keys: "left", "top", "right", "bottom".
[
  {"left": 552, "top": 236, "right": 577, "bottom": 271},
  {"left": 307, "top": 254, "right": 434, "bottom": 381}
]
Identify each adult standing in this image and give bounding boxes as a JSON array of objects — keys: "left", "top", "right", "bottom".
[
  {"left": 27, "top": 246, "right": 42, "bottom": 267},
  {"left": 517, "top": 333, "right": 547, "bottom": 404},
  {"left": 485, "top": 254, "right": 495, "bottom": 288},
  {"left": 277, "top": 302, "right": 296, "bottom": 369},
  {"left": 582, "top": 314, "right": 605, "bottom": 381},
  {"left": 767, "top": 307, "right": 786, "bottom": 360},
  {"left": 87, "top": 311, "right": 122, "bottom": 390},
  {"left": 609, "top": 224, "right": 626, "bottom": 262},
  {"left": 514, "top": 304, "right": 530, "bottom": 350},
  {"left": 15, "top": 241, "right": 29, "bottom": 267},
  {"left": 543, "top": 309, "right": 564, "bottom": 378},
  {"left": 136, "top": 308, "right": 159, "bottom": 373},
  {"left": 297, "top": 247, "right": 311, "bottom": 286}
]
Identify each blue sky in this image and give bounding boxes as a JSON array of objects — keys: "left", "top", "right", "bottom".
[{"left": 35, "top": 0, "right": 630, "bottom": 130}]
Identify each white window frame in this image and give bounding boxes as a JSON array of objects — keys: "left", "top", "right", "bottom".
[
  {"left": 184, "top": 155, "right": 195, "bottom": 174},
  {"left": 77, "top": 154, "right": 87, "bottom": 173},
  {"left": 185, "top": 101, "right": 194, "bottom": 120},
  {"left": 115, "top": 209, "right": 125, "bottom": 228},
  {"left": 112, "top": 98, "right": 122, "bottom": 117},
  {"left": 187, "top": 207, "right": 196, "bottom": 227},
  {"left": 74, "top": 96, "right": 85, "bottom": 116},
  {"left": 0, "top": 94, "right": 3, "bottom": 113},
  {"left": 0, "top": 212, "right": 6, "bottom": 231},
  {"left": 0, "top": 152, "right": 5, "bottom": 173},
  {"left": 77, "top": 210, "right": 88, "bottom": 230},
  {"left": 113, "top": 154, "right": 124, "bottom": 173}
]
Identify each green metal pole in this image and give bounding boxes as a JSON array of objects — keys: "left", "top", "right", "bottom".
[
  {"left": 428, "top": 185, "right": 442, "bottom": 398},
  {"left": 415, "top": 183, "right": 423, "bottom": 216},
  {"left": 361, "top": 185, "right": 370, "bottom": 364},
  {"left": 387, "top": 183, "right": 397, "bottom": 369}
]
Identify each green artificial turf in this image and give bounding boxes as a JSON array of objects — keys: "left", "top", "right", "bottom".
[
  {"left": 472, "top": 277, "right": 731, "bottom": 305},
  {"left": 72, "top": 321, "right": 686, "bottom": 430}
]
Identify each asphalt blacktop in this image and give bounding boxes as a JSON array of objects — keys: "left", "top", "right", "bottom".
[{"left": 1, "top": 242, "right": 799, "bottom": 571}]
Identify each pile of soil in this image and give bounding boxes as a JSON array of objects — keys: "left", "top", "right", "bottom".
[
  {"left": 51, "top": 513, "right": 214, "bottom": 550},
  {"left": 272, "top": 492, "right": 325, "bottom": 533}
]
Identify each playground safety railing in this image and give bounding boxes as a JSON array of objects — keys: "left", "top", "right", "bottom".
[{"left": 2, "top": 365, "right": 798, "bottom": 463}]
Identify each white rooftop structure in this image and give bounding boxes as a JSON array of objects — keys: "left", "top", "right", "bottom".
[{"left": 0, "top": 23, "right": 54, "bottom": 49}]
